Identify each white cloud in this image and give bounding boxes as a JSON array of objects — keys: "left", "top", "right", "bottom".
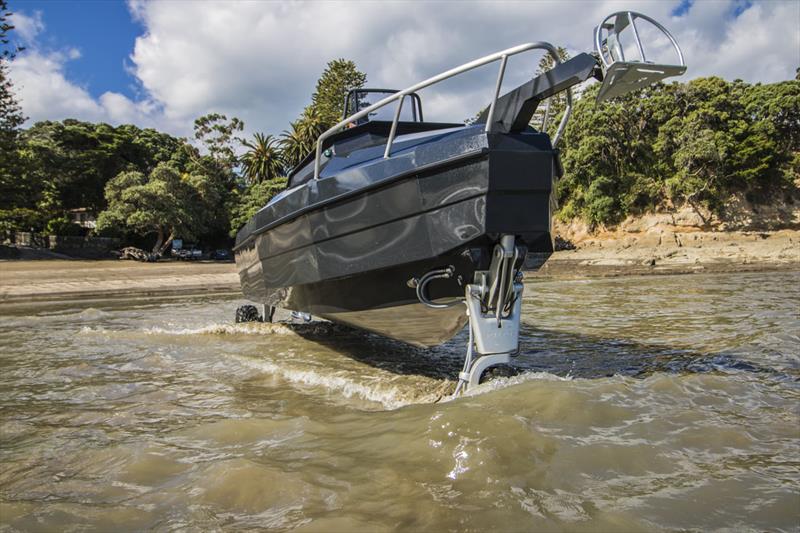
[
  {"left": 7, "top": 46, "right": 171, "bottom": 130},
  {"left": 9, "top": 10, "right": 44, "bottom": 44},
  {"left": 6, "top": 10, "right": 175, "bottom": 132},
  {"left": 7, "top": 0, "right": 800, "bottom": 139}
]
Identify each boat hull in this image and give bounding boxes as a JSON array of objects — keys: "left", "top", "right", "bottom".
[{"left": 234, "top": 128, "right": 557, "bottom": 346}]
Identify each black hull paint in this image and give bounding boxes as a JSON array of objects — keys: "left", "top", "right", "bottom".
[{"left": 235, "top": 125, "right": 558, "bottom": 346}]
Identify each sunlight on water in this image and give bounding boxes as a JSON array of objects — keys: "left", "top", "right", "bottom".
[{"left": 0, "top": 271, "right": 798, "bottom": 531}]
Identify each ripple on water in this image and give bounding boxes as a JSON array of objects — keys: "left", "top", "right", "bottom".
[{"left": 0, "top": 270, "right": 798, "bottom": 531}]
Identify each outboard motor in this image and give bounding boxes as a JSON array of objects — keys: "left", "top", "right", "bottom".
[{"left": 454, "top": 11, "right": 687, "bottom": 394}]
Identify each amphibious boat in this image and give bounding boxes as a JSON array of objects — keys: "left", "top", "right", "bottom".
[{"left": 234, "top": 12, "right": 686, "bottom": 391}]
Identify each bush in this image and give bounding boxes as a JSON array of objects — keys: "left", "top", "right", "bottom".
[
  {"left": 557, "top": 78, "right": 800, "bottom": 227},
  {"left": 45, "top": 215, "right": 84, "bottom": 236},
  {"left": 228, "top": 177, "right": 288, "bottom": 237},
  {"left": 0, "top": 208, "right": 46, "bottom": 233}
]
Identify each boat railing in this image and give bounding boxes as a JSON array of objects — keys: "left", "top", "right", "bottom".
[
  {"left": 594, "top": 11, "right": 684, "bottom": 69},
  {"left": 592, "top": 11, "right": 686, "bottom": 102},
  {"left": 313, "top": 42, "right": 570, "bottom": 180}
]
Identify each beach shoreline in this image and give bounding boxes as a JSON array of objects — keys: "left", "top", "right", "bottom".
[
  {"left": 0, "top": 259, "right": 241, "bottom": 305},
  {"left": 1, "top": 232, "right": 798, "bottom": 305}
]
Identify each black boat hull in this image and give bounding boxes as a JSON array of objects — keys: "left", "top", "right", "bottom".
[{"left": 235, "top": 127, "right": 558, "bottom": 346}]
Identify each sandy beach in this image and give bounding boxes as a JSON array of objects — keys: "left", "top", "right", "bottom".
[
  {"left": 0, "top": 260, "right": 240, "bottom": 305},
  {"left": 1, "top": 228, "right": 798, "bottom": 305}
]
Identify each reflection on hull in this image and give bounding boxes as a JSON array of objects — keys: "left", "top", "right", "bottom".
[{"left": 320, "top": 301, "right": 468, "bottom": 348}]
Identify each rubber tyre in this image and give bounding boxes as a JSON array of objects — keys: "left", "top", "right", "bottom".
[{"left": 235, "top": 305, "right": 261, "bottom": 323}]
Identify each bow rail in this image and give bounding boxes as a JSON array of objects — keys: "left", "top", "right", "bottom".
[{"left": 313, "top": 42, "right": 570, "bottom": 180}]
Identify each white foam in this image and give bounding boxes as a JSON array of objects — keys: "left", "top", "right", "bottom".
[
  {"left": 235, "top": 356, "right": 422, "bottom": 410},
  {"left": 144, "top": 323, "right": 299, "bottom": 336},
  {"left": 457, "top": 370, "right": 572, "bottom": 398}
]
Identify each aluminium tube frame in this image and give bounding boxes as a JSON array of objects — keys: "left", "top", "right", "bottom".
[{"left": 313, "top": 41, "right": 572, "bottom": 180}]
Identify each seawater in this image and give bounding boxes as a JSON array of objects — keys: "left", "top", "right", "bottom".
[{"left": 1, "top": 271, "right": 798, "bottom": 531}]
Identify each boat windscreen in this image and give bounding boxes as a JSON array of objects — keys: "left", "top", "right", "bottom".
[{"left": 344, "top": 89, "right": 423, "bottom": 124}]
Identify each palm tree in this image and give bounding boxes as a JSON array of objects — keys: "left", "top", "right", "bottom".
[
  {"left": 279, "top": 121, "right": 308, "bottom": 171},
  {"left": 279, "top": 107, "right": 328, "bottom": 170},
  {"left": 240, "top": 133, "right": 283, "bottom": 185}
]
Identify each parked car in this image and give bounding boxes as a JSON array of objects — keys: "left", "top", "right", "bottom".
[
  {"left": 175, "top": 247, "right": 202, "bottom": 261},
  {"left": 210, "top": 249, "right": 231, "bottom": 261}
]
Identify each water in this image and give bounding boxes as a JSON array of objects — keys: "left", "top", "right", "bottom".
[{"left": 1, "top": 271, "right": 798, "bottom": 531}]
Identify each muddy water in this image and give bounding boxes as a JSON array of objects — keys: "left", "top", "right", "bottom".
[{"left": 0, "top": 271, "right": 798, "bottom": 531}]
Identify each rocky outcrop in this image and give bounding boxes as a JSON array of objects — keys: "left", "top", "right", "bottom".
[{"left": 544, "top": 202, "right": 800, "bottom": 277}]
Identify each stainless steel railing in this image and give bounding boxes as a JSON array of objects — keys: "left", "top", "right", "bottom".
[
  {"left": 313, "top": 42, "right": 572, "bottom": 180},
  {"left": 594, "top": 11, "right": 685, "bottom": 68}
]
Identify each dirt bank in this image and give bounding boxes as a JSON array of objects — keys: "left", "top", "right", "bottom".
[{"left": 541, "top": 207, "right": 799, "bottom": 277}]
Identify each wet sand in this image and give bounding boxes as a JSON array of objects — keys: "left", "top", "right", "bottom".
[{"left": 0, "top": 260, "right": 239, "bottom": 304}]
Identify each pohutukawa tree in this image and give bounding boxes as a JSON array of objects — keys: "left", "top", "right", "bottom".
[{"left": 96, "top": 163, "right": 222, "bottom": 254}]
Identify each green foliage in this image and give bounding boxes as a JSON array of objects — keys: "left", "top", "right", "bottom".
[
  {"left": 309, "top": 58, "right": 367, "bottom": 129},
  {"left": 240, "top": 133, "right": 283, "bottom": 185},
  {"left": 279, "top": 108, "right": 327, "bottom": 170},
  {"left": 96, "top": 163, "right": 224, "bottom": 253},
  {"left": 279, "top": 59, "right": 367, "bottom": 170},
  {"left": 193, "top": 113, "right": 244, "bottom": 170},
  {"left": 279, "top": 120, "right": 310, "bottom": 170},
  {"left": 0, "top": 207, "right": 44, "bottom": 233},
  {"left": 12, "top": 120, "right": 185, "bottom": 216},
  {"left": 557, "top": 77, "right": 800, "bottom": 226},
  {"left": 45, "top": 215, "right": 82, "bottom": 236},
  {"left": 1, "top": 0, "right": 22, "bottom": 60},
  {"left": 228, "top": 177, "right": 288, "bottom": 237},
  {"left": 0, "top": 0, "right": 26, "bottom": 212}
]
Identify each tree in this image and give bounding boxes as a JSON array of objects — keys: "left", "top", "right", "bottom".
[
  {"left": 193, "top": 113, "right": 244, "bottom": 169},
  {"left": 228, "top": 177, "right": 288, "bottom": 237},
  {"left": 15, "top": 120, "right": 182, "bottom": 221},
  {"left": 279, "top": 107, "right": 327, "bottom": 170},
  {"left": 0, "top": 0, "right": 27, "bottom": 211},
  {"left": 96, "top": 163, "right": 221, "bottom": 254},
  {"left": 555, "top": 77, "right": 799, "bottom": 227},
  {"left": 0, "top": 0, "right": 24, "bottom": 141},
  {"left": 309, "top": 58, "right": 367, "bottom": 129},
  {"left": 240, "top": 132, "right": 283, "bottom": 184},
  {"left": 532, "top": 46, "right": 570, "bottom": 134},
  {"left": 0, "top": 0, "right": 22, "bottom": 59},
  {"left": 277, "top": 59, "right": 367, "bottom": 170}
]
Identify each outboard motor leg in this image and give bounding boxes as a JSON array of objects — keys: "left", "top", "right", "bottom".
[{"left": 454, "top": 234, "right": 525, "bottom": 395}]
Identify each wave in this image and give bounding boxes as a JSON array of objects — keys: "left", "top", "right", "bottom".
[{"left": 144, "top": 323, "right": 301, "bottom": 336}]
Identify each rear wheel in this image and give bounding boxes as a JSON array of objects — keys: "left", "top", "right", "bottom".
[{"left": 235, "top": 305, "right": 261, "bottom": 323}]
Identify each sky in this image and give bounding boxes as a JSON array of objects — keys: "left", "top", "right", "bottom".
[{"left": 6, "top": 0, "right": 800, "bottom": 140}]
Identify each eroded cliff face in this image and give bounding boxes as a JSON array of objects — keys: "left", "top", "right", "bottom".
[{"left": 544, "top": 199, "right": 800, "bottom": 276}]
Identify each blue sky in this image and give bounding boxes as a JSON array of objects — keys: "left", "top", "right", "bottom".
[
  {"left": 13, "top": 0, "right": 140, "bottom": 100},
  {"left": 7, "top": 0, "right": 799, "bottom": 138}
]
